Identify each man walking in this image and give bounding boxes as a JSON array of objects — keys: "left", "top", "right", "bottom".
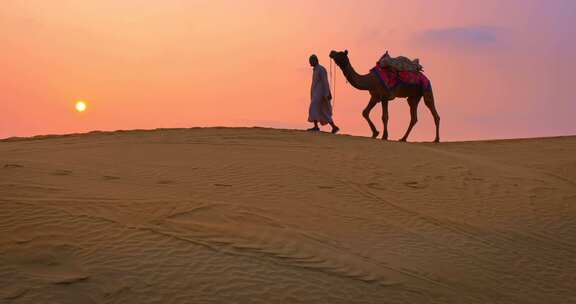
[{"left": 308, "top": 54, "right": 339, "bottom": 134}]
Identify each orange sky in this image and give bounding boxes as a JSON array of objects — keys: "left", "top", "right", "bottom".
[{"left": 1, "top": 0, "right": 575, "bottom": 140}]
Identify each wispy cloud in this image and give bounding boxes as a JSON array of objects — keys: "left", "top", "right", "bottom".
[{"left": 416, "top": 26, "right": 504, "bottom": 49}]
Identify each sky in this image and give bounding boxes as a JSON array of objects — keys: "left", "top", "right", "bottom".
[{"left": 1, "top": 0, "right": 575, "bottom": 141}]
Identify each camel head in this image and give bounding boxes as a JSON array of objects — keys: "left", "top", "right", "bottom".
[{"left": 329, "top": 50, "right": 350, "bottom": 67}]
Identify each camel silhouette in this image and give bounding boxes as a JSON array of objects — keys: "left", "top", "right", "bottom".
[{"left": 329, "top": 50, "right": 440, "bottom": 142}]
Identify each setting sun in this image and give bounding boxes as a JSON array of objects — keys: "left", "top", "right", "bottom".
[{"left": 75, "top": 101, "right": 87, "bottom": 112}]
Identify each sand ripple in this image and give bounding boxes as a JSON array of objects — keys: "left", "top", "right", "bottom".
[{"left": 1, "top": 128, "right": 575, "bottom": 303}]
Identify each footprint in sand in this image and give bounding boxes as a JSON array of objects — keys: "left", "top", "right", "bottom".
[
  {"left": 403, "top": 181, "right": 427, "bottom": 189},
  {"left": 102, "top": 176, "right": 121, "bottom": 181},
  {"left": 3, "top": 243, "right": 89, "bottom": 285},
  {"left": 214, "top": 183, "right": 232, "bottom": 187},
  {"left": 4, "top": 164, "right": 24, "bottom": 169},
  {"left": 51, "top": 170, "right": 72, "bottom": 176},
  {"left": 1, "top": 286, "right": 30, "bottom": 301}
]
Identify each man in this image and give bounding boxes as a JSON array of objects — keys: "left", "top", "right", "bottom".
[{"left": 308, "top": 54, "right": 339, "bottom": 134}]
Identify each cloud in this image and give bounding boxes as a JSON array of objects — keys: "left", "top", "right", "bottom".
[{"left": 416, "top": 27, "right": 504, "bottom": 48}]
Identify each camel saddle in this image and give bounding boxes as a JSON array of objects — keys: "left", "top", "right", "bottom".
[
  {"left": 371, "top": 65, "right": 432, "bottom": 92},
  {"left": 378, "top": 51, "right": 423, "bottom": 72}
]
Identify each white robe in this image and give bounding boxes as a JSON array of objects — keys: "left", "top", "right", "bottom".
[{"left": 308, "top": 65, "right": 333, "bottom": 125}]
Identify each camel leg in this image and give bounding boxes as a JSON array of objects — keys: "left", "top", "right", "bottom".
[
  {"left": 362, "top": 96, "right": 380, "bottom": 138},
  {"left": 381, "top": 100, "right": 389, "bottom": 140},
  {"left": 423, "top": 91, "right": 441, "bottom": 142},
  {"left": 399, "top": 96, "right": 421, "bottom": 142}
]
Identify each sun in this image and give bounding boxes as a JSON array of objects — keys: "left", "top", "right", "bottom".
[{"left": 75, "top": 101, "right": 87, "bottom": 112}]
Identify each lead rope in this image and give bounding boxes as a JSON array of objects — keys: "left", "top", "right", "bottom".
[{"left": 330, "top": 58, "right": 336, "bottom": 113}]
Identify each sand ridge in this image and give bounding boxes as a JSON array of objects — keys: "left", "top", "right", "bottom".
[{"left": 1, "top": 128, "right": 575, "bottom": 303}]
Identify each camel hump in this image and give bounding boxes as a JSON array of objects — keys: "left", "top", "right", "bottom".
[{"left": 378, "top": 52, "right": 423, "bottom": 72}]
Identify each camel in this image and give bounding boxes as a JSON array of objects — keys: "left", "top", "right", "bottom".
[{"left": 329, "top": 50, "right": 441, "bottom": 142}]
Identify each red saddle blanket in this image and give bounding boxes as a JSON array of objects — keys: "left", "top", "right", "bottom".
[{"left": 371, "top": 66, "right": 432, "bottom": 92}]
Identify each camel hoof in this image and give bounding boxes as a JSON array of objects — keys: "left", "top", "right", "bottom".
[
  {"left": 399, "top": 138, "right": 407, "bottom": 142},
  {"left": 433, "top": 139, "right": 440, "bottom": 143},
  {"left": 371, "top": 132, "right": 380, "bottom": 139}
]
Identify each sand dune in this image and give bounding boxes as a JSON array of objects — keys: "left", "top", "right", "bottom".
[{"left": 1, "top": 128, "right": 575, "bottom": 303}]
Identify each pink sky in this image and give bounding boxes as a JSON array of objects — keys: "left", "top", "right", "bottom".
[{"left": 1, "top": 0, "right": 574, "bottom": 141}]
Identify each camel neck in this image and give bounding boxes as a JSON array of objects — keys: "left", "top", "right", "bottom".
[{"left": 340, "top": 60, "right": 371, "bottom": 91}]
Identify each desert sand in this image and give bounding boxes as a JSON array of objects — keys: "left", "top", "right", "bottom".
[{"left": 1, "top": 128, "right": 575, "bottom": 303}]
